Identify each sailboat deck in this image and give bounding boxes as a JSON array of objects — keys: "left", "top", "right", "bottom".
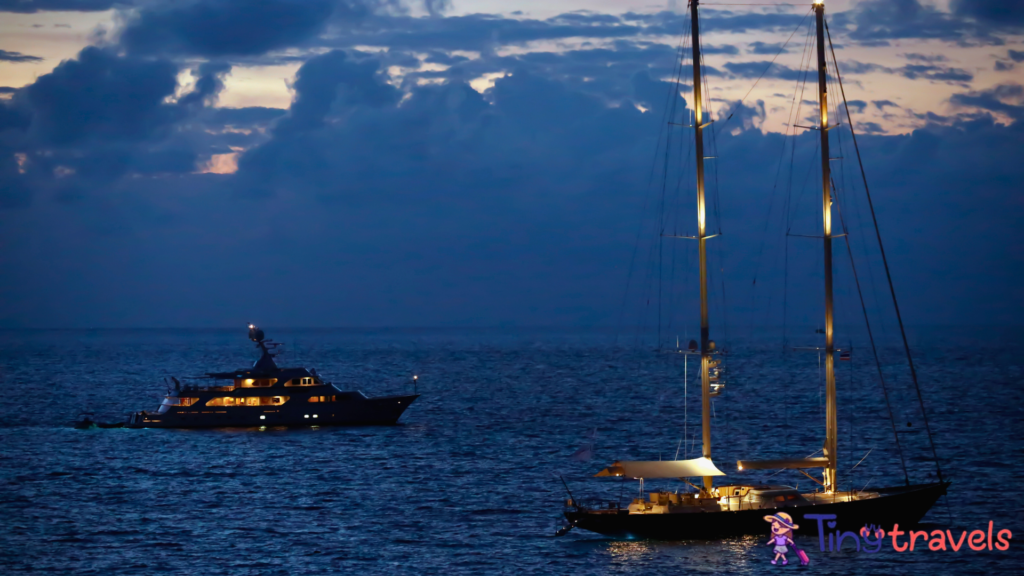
[{"left": 613, "top": 486, "right": 881, "bottom": 515}]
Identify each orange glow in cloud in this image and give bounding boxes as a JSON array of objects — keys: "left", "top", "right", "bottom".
[{"left": 200, "top": 152, "right": 239, "bottom": 174}]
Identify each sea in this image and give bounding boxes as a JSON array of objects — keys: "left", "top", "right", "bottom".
[{"left": 0, "top": 327, "right": 1021, "bottom": 575}]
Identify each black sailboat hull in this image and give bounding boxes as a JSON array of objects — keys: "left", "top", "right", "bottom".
[{"left": 565, "top": 482, "right": 948, "bottom": 540}]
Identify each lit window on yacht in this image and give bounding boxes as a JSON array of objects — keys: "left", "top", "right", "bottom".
[
  {"left": 240, "top": 378, "right": 277, "bottom": 388},
  {"left": 206, "top": 396, "right": 289, "bottom": 407},
  {"left": 259, "top": 415, "right": 265, "bottom": 420}
]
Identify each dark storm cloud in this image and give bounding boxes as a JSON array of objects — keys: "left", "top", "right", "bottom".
[
  {"left": 117, "top": 0, "right": 353, "bottom": 57},
  {"left": 899, "top": 63, "right": 972, "bottom": 83},
  {"left": 950, "top": 84, "right": 1024, "bottom": 123},
  {"left": 845, "top": 100, "right": 867, "bottom": 113},
  {"left": 902, "top": 52, "right": 948, "bottom": 63},
  {"left": 273, "top": 50, "right": 399, "bottom": 134},
  {"left": 702, "top": 44, "right": 739, "bottom": 55},
  {"left": 305, "top": 9, "right": 804, "bottom": 55},
  {"left": 206, "top": 106, "right": 287, "bottom": 126},
  {"left": 0, "top": 0, "right": 134, "bottom": 12},
  {"left": 0, "top": 49, "right": 43, "bottom": 62},
  {"left": 177, "top": 62, "right": 232, "bottom": 108},
  {"left": 2, "top": 41, "right": 1023, "bottom": 328},
  {"left": 423, "top": 0, "right": 448, "bottom": 18},
  {"left": 0, "top": 100, "right": 30, "bottom": 131},
  {"left": 950, "top": 0, "right": 1024, "bottom": 29},
  {"left": 19, "top": 46, "right": 181, "bottom": 145},
  {"left": 836, "top": 60, "right": 973, "bottom": 85},
  {"left": 831, "top": 0, "right": 1019, "bottom": 46},
  {"left": 856, "top": 120, "right": 885, "bottom": 134},
  {"left": 0, "top": 46, "right": 262, "bottom": 206},
  {"left": 722, "top": 61, "right": 803, "bottom": 81},
  {"left": 748, "top": 41, "right": 788, "bottom": 55}
]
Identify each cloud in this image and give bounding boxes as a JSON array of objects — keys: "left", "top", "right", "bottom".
[
  {"left": 857, "top": 120, "right": 886, "bottom": 134},
  {"left": 702, "top": 44, "right": 740, "bottom": 55},
  {"left": 872, "top": 99, "right": 900, "bottom": 111},
  {"left": 19, "top": 46, "right": 182, "bottom": 145},
  {"left": 845, "top": 99, "right": 867, "bottom": 113},
  {"left": 831, "top": 0, "right": 1017, "bottom": 46},
  {"left": 423, "top": 0, "right": 449, "bottom": 18},
  {"left": 899, "top": 63, "right": 972, "bottom": 83},
  {"left": 950, "top": 83, "right": 1024, "bottom": 123},
  {"left": 273, "top": 50, "right": 399, "bottom": 134},
  {"left": 0, "top": 49, "right": 43, "bottom": 62},
  {"left": 994, "top": 60, "right": 1014, "bottom": 72},
  {"left": 116, "top": 0, "right": 352, "bottom": 57},
  {"left": 837, "top": 59, "right": 973, "bottom": 85},
  {"left": 1010, "top": 49, "right": 1024, "bottom": 62},
  {"left": 1, "top": 44, "right": 1022, "bottom": 329},
  {"left": 0, "top": 0, "right": 134, "bottom": 13},
  {"left": 298, "top": 9, "right": 806, "bottom": 56},
  {"left": 177, "top": 61, "right": 232, "bottom": 108},
  {"left": 902, "top": 52, "right": 948, "bottom": 63},
  {"left": 950, "top": 0, "right": 1024, "bottom": 29},
  {"left": 748, "top": 41, "right": 788, "bottom": 55}
]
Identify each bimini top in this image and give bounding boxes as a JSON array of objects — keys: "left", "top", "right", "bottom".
[{"left": 595, "top": 457, "right": 726, "bottom": 479}]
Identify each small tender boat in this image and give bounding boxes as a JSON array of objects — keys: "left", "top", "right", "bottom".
[{"left": 126, "top": 325, "right": 419, "bottom": 429}]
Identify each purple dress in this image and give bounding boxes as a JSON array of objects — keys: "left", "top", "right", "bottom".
[{"left": 773, "top": 535, "right": 790, "bottom": 554}]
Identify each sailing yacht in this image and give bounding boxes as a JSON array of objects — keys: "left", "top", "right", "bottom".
[{"left": 561, "top": 0, "right": 948, "bottom": 539}]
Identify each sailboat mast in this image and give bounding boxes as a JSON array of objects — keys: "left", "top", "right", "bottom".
[
  {"left": 814, "top": 0, "right": 838, "bottom": 493},
  {"left": 689, "top": 0, "right": 713, "bottom": 494}
]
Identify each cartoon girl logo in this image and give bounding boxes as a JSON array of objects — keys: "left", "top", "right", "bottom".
[{"left": 765, "top": 512, "right": 808, "bottom": 566}]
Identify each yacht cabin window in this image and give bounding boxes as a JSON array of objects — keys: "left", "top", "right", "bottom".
[
  {"left": 206, "top": 396, "right": 289, "bottom": 407},
  {"left": 237, "top": 378, "right": 277, "bottom": 388}
]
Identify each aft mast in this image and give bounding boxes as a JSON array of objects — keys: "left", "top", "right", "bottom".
[
  {"left": 689, "top": 0, "right": 714, "bottom": 495},
  {"left": 814, "top": 0, "right": 838, "bottom": 493}
]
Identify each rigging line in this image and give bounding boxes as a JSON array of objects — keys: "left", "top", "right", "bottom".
[
  {"left": 668, "top": 94, "right": 696, "bottom": 336},
  {"left": 784, "top": 138, "right": 820, "bottom": 347},
  {"left": 713, "top": 7, "right": 813, "bottom": 138},
  {"left": 780, "top": 24, "right": 815, "bottom": 342},
  {"left": 658, "top": 22, "right": 692, "bottom": 350},
  {"left": 752, "top": 18, "right": 814, "bottom": 339},
  {"left": 826, "top": 18, "right": 945, "bottom": 486},
  {"left": 617, "top": 23, "right": 690, "bottom": 348},
  {"left": 850, "top": 448, "right": 873, "bottom": 473}
]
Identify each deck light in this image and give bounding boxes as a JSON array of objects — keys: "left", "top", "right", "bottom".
[
  {"left": 260, "top": 415, "right": 265, "bottom": 420},
  {"left": 313, "top": 414, "right": 318, "bottom": 418},
  {"left": 304, "top": 414, "right": 309, "bottom": 418}
]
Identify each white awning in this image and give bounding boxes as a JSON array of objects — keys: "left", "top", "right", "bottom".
[{"left": 595, "top": 457, "right": 726, "bottom": 479}]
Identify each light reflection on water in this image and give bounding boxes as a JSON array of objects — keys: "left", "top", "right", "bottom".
[{"left": 0, "top": 327, "right": 1021, "bottom": 575}]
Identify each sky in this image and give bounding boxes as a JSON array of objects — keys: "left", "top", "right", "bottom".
[{"left": 0, "top": 0, "right": 1021, "bottom": 330}]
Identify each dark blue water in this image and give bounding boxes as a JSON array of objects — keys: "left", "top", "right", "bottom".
[{"left": 0, "top": 328, "right": 1021, "bottom": 575}]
